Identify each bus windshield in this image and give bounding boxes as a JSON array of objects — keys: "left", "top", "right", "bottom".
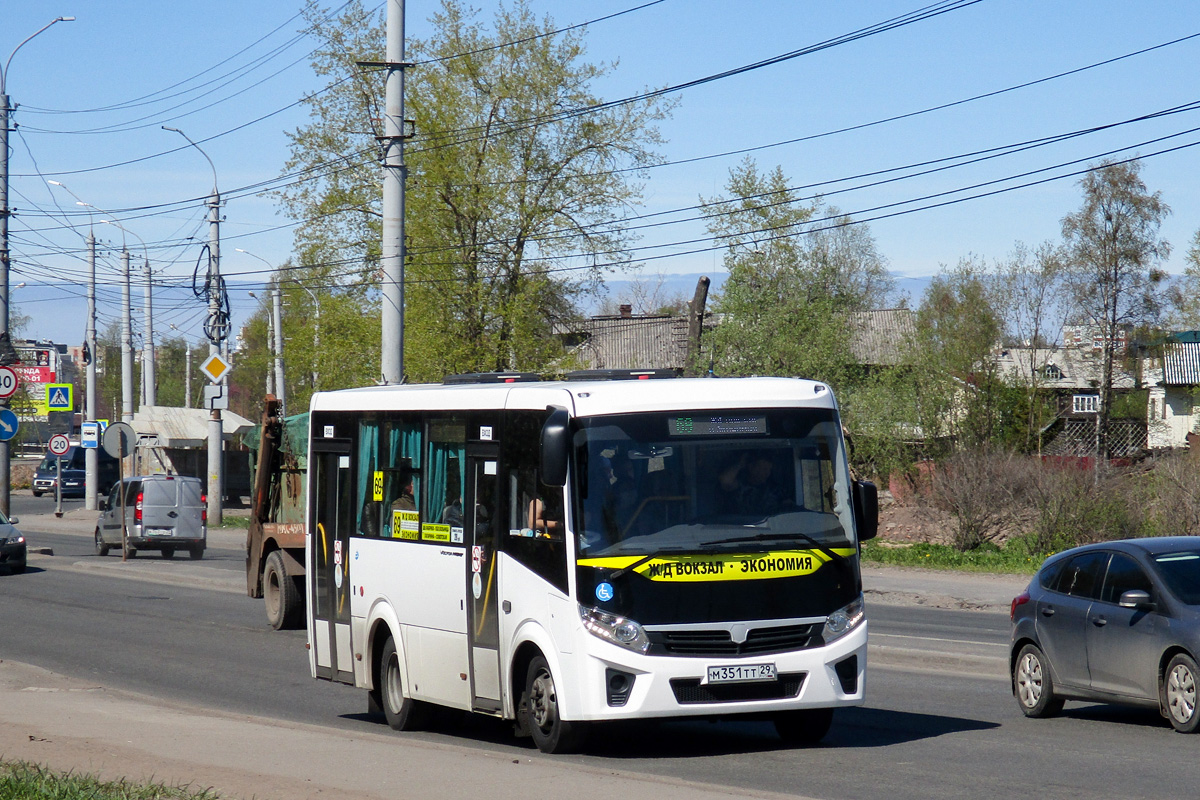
[{"left": 572, "top": 408, "right": 855, "bottom": 558}]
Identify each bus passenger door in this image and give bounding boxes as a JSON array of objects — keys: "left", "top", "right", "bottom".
[
  {"left": 310, "top": 438, "right": 355, "bottom": 684},
  {"left": 466, "top": 446, "right": 502, "bottom": 712}
]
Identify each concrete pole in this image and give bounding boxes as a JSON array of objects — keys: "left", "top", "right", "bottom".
[
  {"left": 207, "top": 190, "right": 223, "bottom": 525},
  {"left": 184, "top": 346, "right": 192, "bottom": 409},
  {"left": 379, "top": 0, "right": 407, "bottom": 384},
  {"left": 0, "top": 88, "right": 11, "bottom": 515},
  {"left": 142, "top": 256, "right": 155, "bottom": 406},
  {"left": 273, "top": 282, "right": 285, "bottom": 416},
  {"left": 263, "top": 287, "right": 275, "bottom": 399},
  {"left": 85, "top": 232, "right": 98, "bottom": 510},
  {"left": 0, "top": 16, "right": 74, "bottom": 516},
  {"left": 121, "top": 249, "right": 134, "bottom": 423}
]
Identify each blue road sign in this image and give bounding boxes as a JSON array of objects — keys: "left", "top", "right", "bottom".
[{"left": 0, "top": 409, "right": 18, "bottom": 442}]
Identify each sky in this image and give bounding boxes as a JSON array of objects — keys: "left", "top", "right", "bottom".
[{"left": 5, "top": 1, "right": 1200, "bottom": 351}]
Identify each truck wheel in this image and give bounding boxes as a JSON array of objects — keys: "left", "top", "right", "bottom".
[
  {"left": 95, "top": 529, "right": 110, "bottom": 557},
  {"left": 264, "top": 551, "right": 302, "bottom": 630}
]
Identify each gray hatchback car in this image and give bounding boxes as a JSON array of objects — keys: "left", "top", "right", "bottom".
[
  {"left": 1011, "top": 537, "right": 1200, "bottom": 732},
  {"left": 95, "top": 474, "right": 206, "bottom": 559}
]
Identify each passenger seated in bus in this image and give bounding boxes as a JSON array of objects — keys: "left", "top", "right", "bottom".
[
  {"left": 390, "top": 472, "right": 416, "bottom": 511},
  {"left": 717, "top": 452, "right": 785, "bottom": 516},
  {"left": 528, "top": 493, "right": 563, "bottom": 539},
  {"left": 441, "top": 496, "right": 463, "bottom": 527}
]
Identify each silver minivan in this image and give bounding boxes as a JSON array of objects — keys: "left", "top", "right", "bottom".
[{"left": 95, "top": 475, "right": 207, "bottom": 559}]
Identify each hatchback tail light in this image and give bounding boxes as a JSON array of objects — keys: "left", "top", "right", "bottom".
[
  {"left": 1010, "top": 591, "right": 1030, "bottom": 621},
  {"left": 201, "top": 494, "right": 207, "bottom": 524},
  {"left": 135, "top": 491, "right": 144, "bottom": 523}
]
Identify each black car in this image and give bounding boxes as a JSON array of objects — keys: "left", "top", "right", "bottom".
[
  {"left": 32, "top": 446, "right": 119, "bottom": 498},
  {"left": 0, "top": 509, "right": 26, "bottom": 574},
  {"left": 1011, "top": 537, "right": 1200, "bottom": 732}
]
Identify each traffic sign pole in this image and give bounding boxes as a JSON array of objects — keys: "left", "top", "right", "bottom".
[{"left": 48, "top": 434, "right": 70, "bottom": 519}]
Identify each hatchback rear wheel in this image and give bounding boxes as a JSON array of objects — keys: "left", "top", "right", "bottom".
[
  {"left": 1165, "top": 653, "right": 1200, "bottom": 733},
  {"left": 1014, "top": 643, "right": 1063, "bottom": 718}
]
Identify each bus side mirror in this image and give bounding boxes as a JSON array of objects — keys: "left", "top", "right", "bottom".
[
  {"left": 853, "top": 480, "right": 878, "bottom": 542},
  {"left": 540, "top": 407, "right": 570, "bottom": 488}
]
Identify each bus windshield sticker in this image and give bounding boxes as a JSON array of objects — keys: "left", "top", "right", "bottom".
[
  {"left": 451, "top": 526, "right": 464, "bottom": 544},
  {"left": 392, "top": 510, "right": 420, "bottom": 540},
  {"left": 373, "top": 471, "right": 384, "bottom": 501},
  {"left": 578, "top": 549, "right": 855, "bottom": 582},
  {"left": 422, "top": 523, "right": 451, "bottom": 543}
]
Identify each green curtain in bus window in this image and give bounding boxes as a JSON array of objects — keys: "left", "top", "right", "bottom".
[
  {"left": 381, "top": 423, "right": 422, "bottom": 534},
  {"left": 428, "top": 442, "right": 465, "bottom": 524},
  {"left": 356, "top": 421, "right": 381, "bottom": 536}
]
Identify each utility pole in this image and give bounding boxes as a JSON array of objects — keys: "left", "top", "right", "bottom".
[
  {"left": 120, "top": 248, "right": 134, "bottom": 422},
  {"left": 142, "top": 255, "right": 155, "bottom": 406},
  {"left": 0, "top": 16, "right": 74, "bottom": 515},
  {"left": 273, "top": 282, "right": 285, "bottom": 415},
  {"left": 165, "top": 125, "right": 224, "bottom": 525},
  {"left": 375, "top": 0, "right": 408, "bottom": 384},
  {"left": 85, "top": 231, "right": 97, "bottom": 509}
]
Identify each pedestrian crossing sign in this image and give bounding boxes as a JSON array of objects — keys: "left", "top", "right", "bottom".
[{"left": 46, "top": 383, "right": 73, "bottom": 411}]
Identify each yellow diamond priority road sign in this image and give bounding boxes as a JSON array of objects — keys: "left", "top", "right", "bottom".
[{"left": 200, "top": 352, "right": 232, "bottom": 383}]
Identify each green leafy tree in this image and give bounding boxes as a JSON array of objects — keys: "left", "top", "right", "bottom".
[
  {"left": 1164, "top": 228, "right": 1200, "bottom": 329},
  {"left": 278, "top": 0, "right": 672, "bottom": 382},
  {"left": 1061, "top": 158, "right": 1170, "bottom": 457},
  {"left": 703, "top": 158, "right": 891, "bottom": 383}
]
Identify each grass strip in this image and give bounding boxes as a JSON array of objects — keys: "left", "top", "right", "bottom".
[{"left": 0, "top": 761, "right": 219, "bottom": 800}]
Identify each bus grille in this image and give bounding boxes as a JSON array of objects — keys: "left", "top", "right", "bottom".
[
  {"left": 648, "top": 623, "right": 822, "bottom": 657},
  {"left": 670, "top": 672, "right": 806, "bottom": 704}
]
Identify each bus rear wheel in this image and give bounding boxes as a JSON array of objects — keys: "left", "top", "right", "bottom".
[
  {"left": 773, "top": 707, "right": 834, "bottom": 746},
  {"left": 524, "top": 654, "right": 586, "bottom": 754},
  {"left": 379, "top": 637, "right": 430, "bottom": 731}
]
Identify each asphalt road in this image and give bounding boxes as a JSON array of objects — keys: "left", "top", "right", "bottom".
[{"left": 4, "top": 511, "right": 1197, "bottom": 799}]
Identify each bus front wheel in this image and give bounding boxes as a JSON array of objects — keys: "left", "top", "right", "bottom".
[
  {"left": 524, "top": 654, "right": 586, "bottom": 754},
  {"left": 379, "top": 637, "right": 429, "bottom": 731}
]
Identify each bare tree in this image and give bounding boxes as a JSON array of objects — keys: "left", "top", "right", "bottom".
[{"left": 1061, "top": 159, "right": 1170, "bottom": 457}]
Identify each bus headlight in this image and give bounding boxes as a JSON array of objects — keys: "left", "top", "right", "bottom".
[
  {"left": 580, "top": 605, "right": 651, "bottom": 654},
  {"left": 822, "top": 595, "right": 865, "bottom": 644}
]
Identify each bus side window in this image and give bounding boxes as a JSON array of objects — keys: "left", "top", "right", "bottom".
[{"left": 504, "top": 411, "right": 568, "bottom": 594}]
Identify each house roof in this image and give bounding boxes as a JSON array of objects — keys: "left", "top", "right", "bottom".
[
  {"left": 1161, "top": 342, "right": 1200, "bottom": 385},
  {"left": 567, "top": 314, "right": 692, "bottom": 371},
  {"left": 130, "top": 405, "right": 255, "bottom": 448},
  {"left": 994, "top": 347, "right": 1137, "bottom": 390},
  {"left": 848, "top": 309, "right": 916, "bottom": 365}
]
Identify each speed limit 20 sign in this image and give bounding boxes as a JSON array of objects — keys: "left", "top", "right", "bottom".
[
  {"left": 0, "top": 366, "right": 17, "bottom": 399},
  {"left": 48, "top": 433, "right": 70, "bottom": 456}
]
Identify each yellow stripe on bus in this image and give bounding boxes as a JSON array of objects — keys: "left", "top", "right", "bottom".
[{"left": 577, "top": 548, "right": 855, "bottom": 582}]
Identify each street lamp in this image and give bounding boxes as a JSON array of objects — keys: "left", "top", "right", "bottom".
[
  {"left": 46, "top": 178, "right": 101, "bottom": 510},
  {"left": 0, "top": 15, "right": 75, "bottom": 515},
  {"left": 168, "top": 324, "right": 194, "bottom": 409},
  {"left": 164, "top": 125, "right": 224, "bottom": 525}
]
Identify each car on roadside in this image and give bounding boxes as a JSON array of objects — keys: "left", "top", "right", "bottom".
[
  {"left": 95, "top": 474, "right": 207, "bottom": 559},
  {"left": 1010, "top": 537, "right": 1200, "bottom": 733},
  {"left": 32, "top": 446, "right": 119, "bottom": 498},
  {"left": 0, "top": 509, "right": 26, "bottom": 574}
]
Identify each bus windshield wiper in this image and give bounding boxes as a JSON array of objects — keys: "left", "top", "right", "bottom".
[{"left": 701, "top": 531, "right": 848, "bottom": 567}]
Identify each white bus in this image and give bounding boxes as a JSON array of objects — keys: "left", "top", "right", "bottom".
[{"left": 305, "top": 372, "right": 877, "bottom": 753}]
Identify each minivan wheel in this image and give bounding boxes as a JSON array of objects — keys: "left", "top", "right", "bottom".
[
  {"left": 123, "top": 543, "right": 137, "bottom": 559},
  {"left": 1165, "top": 653, "right": 1200, "bottom": 733},
  {"left": 161, "top": 547, "right": 175, "bottom": 559},
  {"left": 94, "top": 529, "right": 110, "bottom": 557},
  {"left": 1014, "top": 643, "right": 1064, "bottom": 718},
  {"left": 189, "top": 544, "right": 204, "bottom": 560}
]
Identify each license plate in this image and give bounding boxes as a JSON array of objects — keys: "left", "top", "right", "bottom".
[
  {"left": 146, "top": 528, "right": 174, "bottom": 537},
  {"left": 705, "top": 663, "right": 777, "bottom": 684}
]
